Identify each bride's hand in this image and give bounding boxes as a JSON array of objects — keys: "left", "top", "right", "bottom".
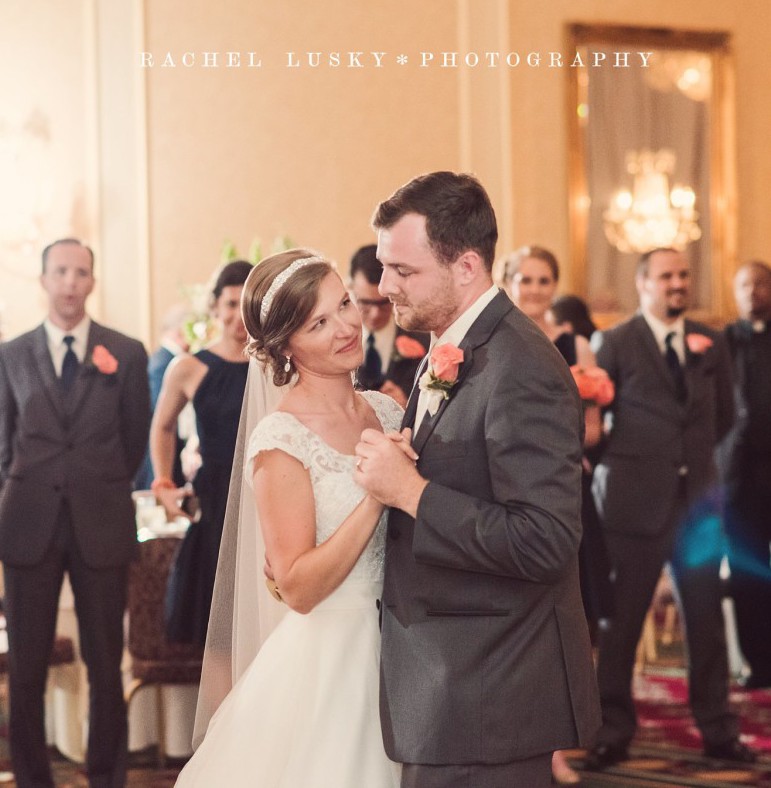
[{"left": 385, "top": 428, "right": 419, "bottom": 463}]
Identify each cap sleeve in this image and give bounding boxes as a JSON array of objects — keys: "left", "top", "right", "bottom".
[{"left": 245, "top": 412, "right": 310, "bottom": 484}]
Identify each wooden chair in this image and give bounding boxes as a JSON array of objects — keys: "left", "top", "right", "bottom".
[{"left": 124, "top": 537, "right": 203, "bottom": 767}]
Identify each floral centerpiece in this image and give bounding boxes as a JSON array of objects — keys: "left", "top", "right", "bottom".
[{"left": 180, "top": 235, "right": 293, "bottom": 351}]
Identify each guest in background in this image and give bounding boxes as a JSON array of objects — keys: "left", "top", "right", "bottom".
[
  {"left": 719, "top": 260, "right": 771, "bottom": 688},
  {"left": 134, "top": 304, "right": 192, "bottom": 491},
  {"left": 586, "top": 248, "right": 753, "bottom": 769},
  {"left": 503, "top": 245, "right": 614, "bottom": 786},
  {"left": 151, "top": 260, "right": 252, "bottom": 646},
  {"left": 0, "top": 238, "right": 150, "bottom": 787},
  {"left": 552, "top": 294, "right": 598, "bottom": 342},
  {"left": 350, "top": 244, "right": 428, "bottom": 407}
]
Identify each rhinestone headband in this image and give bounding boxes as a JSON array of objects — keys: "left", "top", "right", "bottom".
[{"left": 260, "top": 256, "right": 325, "bottom": 323}]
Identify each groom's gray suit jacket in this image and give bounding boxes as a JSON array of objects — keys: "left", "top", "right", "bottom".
[{"left": 380, "top": 291, "right": 601, "bottom": 765}]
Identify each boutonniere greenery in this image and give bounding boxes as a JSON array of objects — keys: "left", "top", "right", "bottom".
[
  {"left": 393, "top": 335, "right": 426, "bottom": 361},
  {"left": 88, "top": 345, "right": 119, "bottom": 375},
  {"left": 685, "top": 333, "right": 714, "bottom": 355},
  {"left": 418, "top": 343, "right": 464, "bottom": 415}
]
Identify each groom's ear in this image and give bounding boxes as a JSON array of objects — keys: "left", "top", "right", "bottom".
[{"left": 454, "top": 250, "right": 485, "bottom": 285}]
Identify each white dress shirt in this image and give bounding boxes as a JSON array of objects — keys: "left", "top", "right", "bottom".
[
  {"left": 414, "top": 285, "right": 499, "bottom": 430},
  {"left": 641, "top": 309, "right": 686, "bottom": 364},
  {"left": 44, "top": 316, "right": 91, "bottom": 377}
]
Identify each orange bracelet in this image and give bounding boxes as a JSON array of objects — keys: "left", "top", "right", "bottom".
[{"left": 151, "top": 476, "right": 176, "bottom": 494}]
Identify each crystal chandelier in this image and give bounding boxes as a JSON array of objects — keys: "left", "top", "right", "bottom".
[{"left": 603, "top": 149, "right": 701, "bottom": 254}]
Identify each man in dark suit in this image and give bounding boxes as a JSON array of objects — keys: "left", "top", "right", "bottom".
[
  {"left": 355, "top": 172, "right": 600, "bottom": 787},
  {"left": 134, "top": 304, "right": 190, "bottom": 491},
  {"left": 586, "top": 247, "right": 754, "bottom": 768},
  {"left": 0, "top": 238, "right": 151, "bottom": 787},
  {"left": 350, "top": 244, "right": 429, "bottom": 407},
  {"left": 719, "top": 260, "right": 771, "bottom": 689}
]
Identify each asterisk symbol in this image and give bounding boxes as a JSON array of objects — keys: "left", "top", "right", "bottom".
[{"left": 397, "top": 54, "right": 408, "bottom": 65}]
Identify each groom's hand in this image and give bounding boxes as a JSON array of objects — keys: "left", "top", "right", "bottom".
[{"left": 355, "top": 428, "right": 427, "bottom": 516}]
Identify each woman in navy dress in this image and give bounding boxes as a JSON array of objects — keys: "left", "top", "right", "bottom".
[{"left": 150, "top": 260, "right": 252, "bottom": 644}]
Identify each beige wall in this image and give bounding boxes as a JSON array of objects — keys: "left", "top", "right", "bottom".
[{"left": 3, "top": 1, "right": 771, "bottom": 341}]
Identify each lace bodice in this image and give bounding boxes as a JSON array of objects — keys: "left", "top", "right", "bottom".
[{"left": 246, "top": 391, "right": 403, "bottom": 583}]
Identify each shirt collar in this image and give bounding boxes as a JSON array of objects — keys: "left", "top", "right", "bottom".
[
  {"left": 641, "top": 308, "right": 685, "bottom": 351},
  {"left": 431, "top": 284, "right": 499, "bottom": 350},
  {"left": 44, "top": 315, "right": 91, "bottom": 351}
]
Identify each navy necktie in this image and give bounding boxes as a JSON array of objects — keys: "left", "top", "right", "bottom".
[
  {"left": 61, "top": 335, "right": 79, "bottom": 391},
  {"left": 363, "top": 332, "right": 382, "bottom": 387},
  {"left": 664, "top": 331, "right": 686, "bottom": 403}
]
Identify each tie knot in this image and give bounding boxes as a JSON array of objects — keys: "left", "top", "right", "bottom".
[
  {"left": 63, "top": 335, "right": 75, "bottom": 349},
  {"left": 665, "top": 331, "right": 677, "bottom": 349},
  {"left": 366, "top": 332, "right": 375, "bottom": 347}
]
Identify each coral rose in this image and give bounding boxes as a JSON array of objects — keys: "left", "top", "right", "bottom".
[
  {"left": 686, "top": 333, "right": 714, "bottom": 354},
  {"left": 430, "top": 344, "right": 464, "bottom": 382},
  {"left": 92, "top": 345, "right": 119, "bottom": 374},
  {"left": 394, "top": 335, "right": 426, "bottom": 359}
]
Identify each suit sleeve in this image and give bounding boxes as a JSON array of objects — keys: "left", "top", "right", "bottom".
[
  {"left": 591, "top": 328, "right": 618, "bottom": 382},
  {"left": 712, "top": 331, "right": 735, "bottom": 444},
  {"left": 0, "top": 349, "right": 16, "bottom": 488},
  {"left": 411, "top": 356, "right": 584, "bottom": 584},
  {"left": 120, "top": 342, "right": 151, "bottom": 477}
]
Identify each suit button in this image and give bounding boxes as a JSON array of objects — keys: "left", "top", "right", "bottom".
[
  {"left": 678, "top": 465, "right": 689, "bottom": 477},
  {"left": 53, "top": 485, "right": 61, "bottom": 492},
  {"left": 66, "top": 442, "right": 74, "bottom": 451}
]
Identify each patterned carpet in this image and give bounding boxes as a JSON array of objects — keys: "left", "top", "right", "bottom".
[
  {"left": 571, "top": 671, "right": 771, "bottom": 787},
  {"left": 1, "top": 672, "right": 769, "bottom": 786},
  {"left": 0, "top": 747, "right": 185, "bottom": 786}
]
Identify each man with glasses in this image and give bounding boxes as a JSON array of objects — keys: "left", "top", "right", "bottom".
[{"left": 350, "top": 244, "right": 428, "bottom": 406}]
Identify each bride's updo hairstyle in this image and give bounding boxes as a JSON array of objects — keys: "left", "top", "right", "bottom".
[{"left": 242, "top": 248, "right": 333, "bottom": 385}]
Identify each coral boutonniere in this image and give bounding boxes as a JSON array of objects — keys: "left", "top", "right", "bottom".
[
  {"left": 418, "top": 343, "right": 464, "bottom": 415},
  {"left": 685, "top": 333, "right": 714, "bottom": 354},
  {"left": 91, "top": 345, "right": 119, "bottom": 375},
  {"left": 394, "top": 335, "right": 426, "bottom": 360}
]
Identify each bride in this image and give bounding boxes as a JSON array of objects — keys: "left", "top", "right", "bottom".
[{"left": 175, "top": 249, "right": 408, "bottom": 786}]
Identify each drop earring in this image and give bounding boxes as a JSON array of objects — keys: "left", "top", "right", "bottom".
[{"left": 284, "top": 356, "right": 292, "bottom": 373}]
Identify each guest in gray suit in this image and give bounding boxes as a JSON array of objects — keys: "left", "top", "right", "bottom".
[
  {"left": 0, "top": 238, "right": 151, "bottom": 788},
  {"left": 586, "top": 247, "right": 755, "bottom": 769},
  {"left": 355, "top": 172, "right": 600, "bottom": 788}
]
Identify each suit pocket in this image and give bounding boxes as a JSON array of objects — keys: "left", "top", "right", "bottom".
[{"left": 426, "top": 609, "right": 510, "bottom": 617}]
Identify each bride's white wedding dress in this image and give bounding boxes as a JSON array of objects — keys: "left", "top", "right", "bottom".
[{"left": 176, "top": 390, "right": 403, "bottom": 787}]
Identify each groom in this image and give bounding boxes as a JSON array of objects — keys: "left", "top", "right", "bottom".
[{"left": 355, "top": 171, "right": 600, "bottom": 787}]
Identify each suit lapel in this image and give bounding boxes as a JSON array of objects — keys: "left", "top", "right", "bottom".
[
  {"left": 65, "top": 322, "right": 101, "bottom": 417},
  {"left": 411, "top": 347, "right": 474, "bottom": 455},
  {"left": 633, "top": 314, "right": 681, "bottom": 401},
  {"left": 32, "top": 325, "right": 67, "bottom": 421},
  {"left": 682, "top": 319, "right": 706, "bottom": 409},
  {"left": 401, "top": 355, "right": 427, "bottom": 431},
  {"left": 411, "top": 290, "right": 511, "bottom": 456}
]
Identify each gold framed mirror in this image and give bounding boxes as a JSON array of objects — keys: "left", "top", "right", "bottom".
[{"left": 567, "top": 24, "right": 736, "bottom": 326}]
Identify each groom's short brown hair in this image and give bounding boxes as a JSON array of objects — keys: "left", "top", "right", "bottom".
[{"left": 372, "top": 171, "right": 498, "bottom": 270}]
